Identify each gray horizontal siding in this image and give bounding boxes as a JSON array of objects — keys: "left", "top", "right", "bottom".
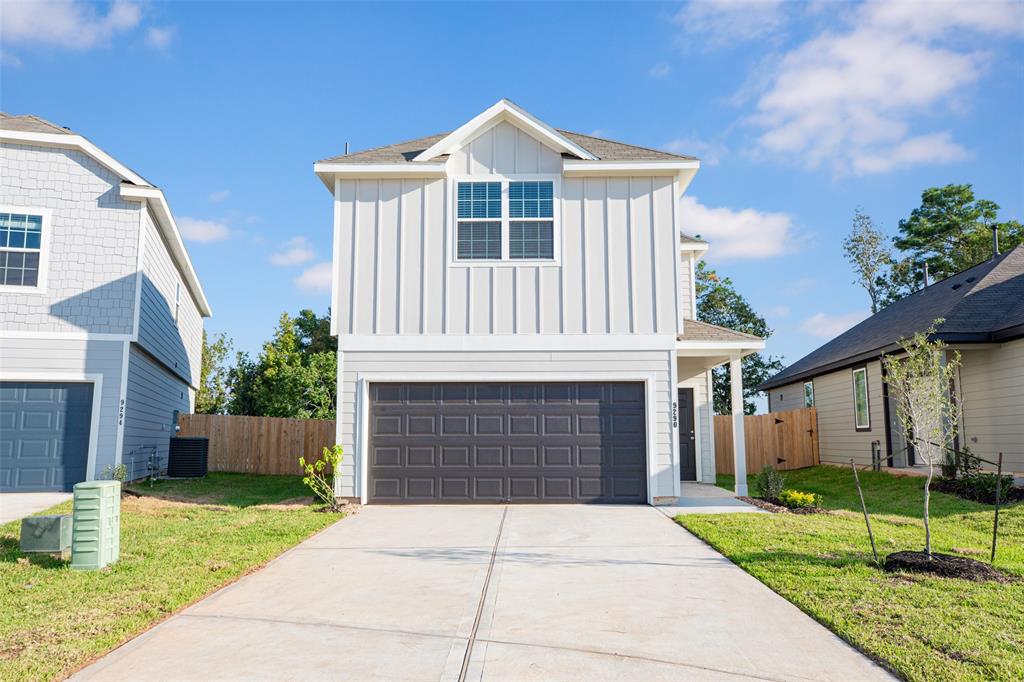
[{"left": 122, "top": 344, "right": 190, "bottom": 481}]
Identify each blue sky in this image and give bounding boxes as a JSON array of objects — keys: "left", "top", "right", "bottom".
[{"left": 4, "top": 1, "right": 1023, "bottom": 381}]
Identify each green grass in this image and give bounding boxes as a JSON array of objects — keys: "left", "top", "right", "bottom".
[
  {"left": 0, "top": 473, "right": 341, "bottom": 681},
  {"left": 677, "top": 466, "right": 1023, "bottom": 681}
]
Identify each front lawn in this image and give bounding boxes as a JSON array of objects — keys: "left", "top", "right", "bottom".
[
  {"left": 0, "top": 473, "right": 342, "bottom": 681},
  {"left": 678, "top": 466, "right": 1023, "bottom": 682}
]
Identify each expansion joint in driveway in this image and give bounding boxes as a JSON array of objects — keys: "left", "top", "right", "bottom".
[{"left": 458, "top": 505, "right": 508, "bottom": 682}]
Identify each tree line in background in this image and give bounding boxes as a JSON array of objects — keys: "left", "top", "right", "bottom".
[
  {"left": 843, "top": 184, "right": 1022, "bottom": 313},
  {"left": 196, "top": 309, "right": 336, "bottom": 419}
]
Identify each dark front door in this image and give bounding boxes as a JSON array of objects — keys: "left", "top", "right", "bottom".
[
  {"left": 0, "top": 382, "right": 93, "bottom": 492},
  {"left": 678, "top": 388, "right": 697, "bottom": 481},
  {"left": 368, "top": 382, "right": 647, "bottom": 504}
]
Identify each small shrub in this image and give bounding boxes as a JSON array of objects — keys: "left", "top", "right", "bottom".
[
  {"left": 778, "top": 489, "right": 823, "bottom": 509},
  {"left": 299, "top": 445, "right": 343, "bottom": 511},
  {"left": 932, "top": 473, "right": 1020, "bottom": 504},
  {"left": 754, "top": 465, "right": 785, "bottom": 502},
  {"left": 101, "top": 463, "right": 128, "bottom": 482}
]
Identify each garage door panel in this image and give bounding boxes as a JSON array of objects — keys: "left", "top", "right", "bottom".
[
  {"left": 368, "top": 382, "right": 647, "bottom": 504},
  {"left": 0, "top": 381, "right": 92, "bottom": 492}
]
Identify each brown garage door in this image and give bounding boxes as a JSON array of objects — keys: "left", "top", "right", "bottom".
[{"left": 368, "top": 382, "right": 647, "bottom": 504}]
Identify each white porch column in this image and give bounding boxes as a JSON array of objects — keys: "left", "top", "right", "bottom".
[{"left": 729, "top": 355, "right": 748, "bottom": 496}]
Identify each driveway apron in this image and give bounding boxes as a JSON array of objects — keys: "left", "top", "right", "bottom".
[{"left": 73, "top": 505, "right": 892, "bottom": 681}]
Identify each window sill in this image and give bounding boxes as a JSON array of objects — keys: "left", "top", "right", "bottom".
[
  {"left": 451, "top": 259, "right": 560, "bottom": 268},
  {"left": 0, "top": 285, "right": 47, "bottom": 295}
]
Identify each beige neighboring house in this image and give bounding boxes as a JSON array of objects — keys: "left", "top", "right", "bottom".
[{"left": 761, "top": 245, "right": 1024, "bottom": 475}]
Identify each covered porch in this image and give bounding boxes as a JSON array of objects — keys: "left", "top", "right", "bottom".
[{"left": 675, "top": 320, "right": 765, "bottom": 497}]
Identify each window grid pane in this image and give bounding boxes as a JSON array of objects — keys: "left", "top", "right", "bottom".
[
  {"left": 0, "top": 212, "right": 43, "bottom": 287},
  {"left": 457, "top": 221, "right": 502, "bottom": 259},
  {"left": 509, "top": 220, "right": 554, "bottom": 259},
  {"left": 457, "top": 182, "right": 501, "bottom": 219},
  {"left": 509, "top": 181, "right": 553, "bottom": 219},
  {"left": 853, "top": 370, "right": 869, "bottom": 428}
]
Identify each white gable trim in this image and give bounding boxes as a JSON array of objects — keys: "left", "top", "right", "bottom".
[
  {"left": 120, "top": 184, "right": 212, "bottom": 317},
  {"left": 413, "top": 99, "right": 598, "bottom": 162}
]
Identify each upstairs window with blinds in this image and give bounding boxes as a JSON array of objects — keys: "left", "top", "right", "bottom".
[
  {"left": 0, "top": 212, "right": 44, "bottom": 288},
  {"left": 455, "top": 179, "right": 556, "bottom": 261},
  {"left": 457, "top": 182, "right": 501, "bottom": 259}
]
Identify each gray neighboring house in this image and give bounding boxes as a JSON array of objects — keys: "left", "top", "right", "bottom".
[
  {"left": 761, "top": 245, "right": 1024, "bottom": 475},
  {"left": 0, "top": 113, "right": 211, "bottom": 491}
]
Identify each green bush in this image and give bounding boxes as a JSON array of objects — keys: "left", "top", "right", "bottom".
[
  {"left": 933, "top": 473, "right": 1019, "bottom": 504},
  {"left": 778, "top": 489, "right": 823, "bottom": 509},
  {"left": 299, "top": 444, "right": 343, "bottom": 510},
  {"left": 754, "top": 465, "right": 785, "bottom": 502}
]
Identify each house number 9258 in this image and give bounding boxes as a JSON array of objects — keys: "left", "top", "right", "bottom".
[{"left": 671, "top": 401, "right": 678, "bottom": 429}]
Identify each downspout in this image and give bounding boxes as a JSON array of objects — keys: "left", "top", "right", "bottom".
[{"left": 880, "top": 357, "right": 894, "bottom": 467}]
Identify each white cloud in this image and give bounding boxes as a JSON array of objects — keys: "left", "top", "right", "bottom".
[
  {"left": 1, "top": 0, "right": 142, "bottom": 50},
  {"left": 208, "top": 189, "right": 231, "bottom": 203},
  {"left": 678, "top": 195, "right": 794, "bottom": 260},
  {"left": 649, "top": 62, "right": 671, "bottom": 77},
  {"left": 783, "top": 277, "right": 817, "bottom": 295},
  {"left": 799, "top": 310, "right": 870, "bottom": 338},
  {"left": 665, "top": 136, "right": 724, "bottom": 165},
  {"left": 765, "top": 305, "right": 791, "bottom": 318},
  {"left": 145, "top": 25, "right": 176, "bottom": 50},
  {"left": 749, "top": 0, "right": 1023, "bottom": 175},
  {"left": 295, "top": 262, "right": 333, "bottom": 293},
  {"left": 270, "top": 237, "right": 316, "bottom": 267},
  {"left": 675, "top": 0, "right": 787, "bottom": 50},
  {"left": 177, "top": 217, "right": 230, "bottom": 243}
]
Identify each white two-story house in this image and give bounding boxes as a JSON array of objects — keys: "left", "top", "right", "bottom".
[
  {"left": 0, "top": 114, "right": 210, "bottom": 491},
  {"left": 314, "top": 100, "right": 762, "bottom": 505}
]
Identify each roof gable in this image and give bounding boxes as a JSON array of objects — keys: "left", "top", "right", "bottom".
[{"left": 413, "top": 99, "right": 597, "bottom": 162}]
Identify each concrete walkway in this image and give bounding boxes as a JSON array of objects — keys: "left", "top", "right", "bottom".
[
  {"left": 0, "top": 492, "right": 71, "bottom": 524},
  {"left": 660, "top": 481, "right": 766, "bottom": 516},
  {"left": 74, "top": 505, "right": 891, "bottom": 682}
]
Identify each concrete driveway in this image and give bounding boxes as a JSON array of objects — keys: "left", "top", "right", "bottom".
[
  {"left": 74, "top": 505, "right": 891, "bottom": 681},
  {"left": 0, "top": 492, "right": 71, "bottom": 524}
]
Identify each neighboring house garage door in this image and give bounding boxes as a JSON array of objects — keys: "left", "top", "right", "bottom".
[
  {"left": 368, "top": 382, "right": 647, "bottom": 504},
  {"left": 0, "top": 382, "right": 93, "bottom": 492}
]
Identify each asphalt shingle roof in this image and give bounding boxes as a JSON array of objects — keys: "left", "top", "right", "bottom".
[
  {"left": 678, "top": 319, "right": 764, "bottom": 344},
  {"left": 0, "top": 113, "right": 75, "bottom": 135},
  {"left": 760, "top": 245, "right": 1024, "bottom": 390},
  {"left": 319, "top": 129, "right": 696, "bottom": 164}
]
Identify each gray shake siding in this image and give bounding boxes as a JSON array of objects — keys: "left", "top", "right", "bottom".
[
  {"left": 122, "top": 346, "right": 191, "bottom": 480},
  {"left": 0, "top": 143, "right": 138, "bottom": 334},
  {"left": 1, "top": 119, "right": 208, "bottom": 488}
]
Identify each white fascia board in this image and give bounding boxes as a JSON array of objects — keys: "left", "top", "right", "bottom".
[
  {"left": 412, "top": 99, "right": 598, "bottom": 162},
  {"left": 338, "top": 333, "right": 679, "bottom": 352},
  {"left": 0, "top": 130, "right": 151, "bottom": 187},
  {"left": 679, "top": 243, "right": 710, "bottom": 253},
  {"left": 563, "top": 159, "right": 701, "bottom": 177},
  {"left": 119, "top": 184, "right": 212, "bottom": 317},
  {"left": 313, "top": 162, "right": 447, "bottom": 192},
  {"left": 676, "top": 340, "right": 765, "bottom": 352}
]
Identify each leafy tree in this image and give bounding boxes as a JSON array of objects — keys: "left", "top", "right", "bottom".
[
  {"left": 894, "top": 184, "right": 1023, "bottom": 280},
  {"left": 882, "top": 322, "right": 961, "bottom": 559},
  {"left": 228, "top": 311, "right": 337, "bottom": 418},
  {"left": 843, "top": 209, "right": 891, "bottom": 314},
  {"left": 195, "top": 331, "right": 233, "bottom": 414},
  {"left": 695, "top": 261, "right": 784, "bottom": 414},
  {"left": 874, "top": 256, "right": 924, "bottom": 309}
]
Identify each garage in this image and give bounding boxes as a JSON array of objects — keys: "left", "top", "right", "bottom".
[
  {"left": 368, "top": 382, "right": 647, "bottom": 504},
  {"left": 0, "top": 381, "right": 94, "bottom": 492}
]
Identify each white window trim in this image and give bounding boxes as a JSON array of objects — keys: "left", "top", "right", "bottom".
[
  {"left": 448, "top": 174, "right": 562, "bottom": 267},
  {"left": 803, "top": 380, "right": 815, "bottom": 408},
  {"left": 852, "top": 367, "right": 870, "bottom": 430},
  {"left": 0, "top": 205, "right": 52, "bottom": 295}
]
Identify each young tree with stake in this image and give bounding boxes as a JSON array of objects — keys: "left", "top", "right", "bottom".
[{"left": 882, "top": 322, "right": 961, "bottom": 559}]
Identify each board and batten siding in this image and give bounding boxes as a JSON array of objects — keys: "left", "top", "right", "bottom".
[
  {"left": 332, "top": 123, "right": 688, "bottom": 339},
  {"left": 0, "top": 337, "right": 125, "bottom": 478},
  {"left": 957, "top": 341, "right": 1024, "bottom": 473},
  {"left": 336, "top": 349, "right": 678, "bottom": 500},
  {"left": 137, "top": 208, "right": 203, "bottom": 391},
  {"left": 770, "top": 361, "right": 886, "bottom": 466}
]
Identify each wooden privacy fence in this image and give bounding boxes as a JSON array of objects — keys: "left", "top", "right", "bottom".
[
  {"left": 714, "top": 407, "right": 819, "bottom": 475},
  {"left": 177, "top": 414, "right": 337, "bottom": 475}
]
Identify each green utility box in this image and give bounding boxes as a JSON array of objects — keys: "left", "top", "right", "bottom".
[
  {"left": 71, "top": 480, "right": 121, "bottom": 571},
  {"left": 20, "top": 514, "right": 73, "bottom": 556}
]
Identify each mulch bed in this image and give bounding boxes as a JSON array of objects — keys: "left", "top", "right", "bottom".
[
  {"left": 884, "top": 550, "right": 1012, "bottom": 582},
  {"left": 739, "top": 496, "right": 827, "bottom": 515},
  {"left": 930, "top": 477, "right": 1024, "bottom": 505}
]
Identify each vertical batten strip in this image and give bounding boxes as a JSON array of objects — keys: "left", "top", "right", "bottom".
[
  {"left": 604, "top": 177, "right": 612, "bottom": 334},
  {"left": 671, "top": 177, "right": 682, "bottom": 335},
  {"left": 648, "top": 178, "right": 659, "bottom": 334},
  {"left": 627, "top": 177, "right": 636, "bottom": 334},
  {"left": 580, "top": 178, "right": 589, "bottom": 334},
  {"left": 396, "top": 181, "right": 404, "bottom": 334},
  {"left": 535, "top": 267, "right": 542, "bottom": 334},
  {"left": 349, "top": 181, "right": 360, "bottom": 335},
  {"left": 512, "top": 266, "right": 519, "bottom": 334},
  {"left": 419, "top": 179, "right": 427, "bottom": 334},
  {"left": 372, "top": 180, "right": 382, "bottom": 335}
]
